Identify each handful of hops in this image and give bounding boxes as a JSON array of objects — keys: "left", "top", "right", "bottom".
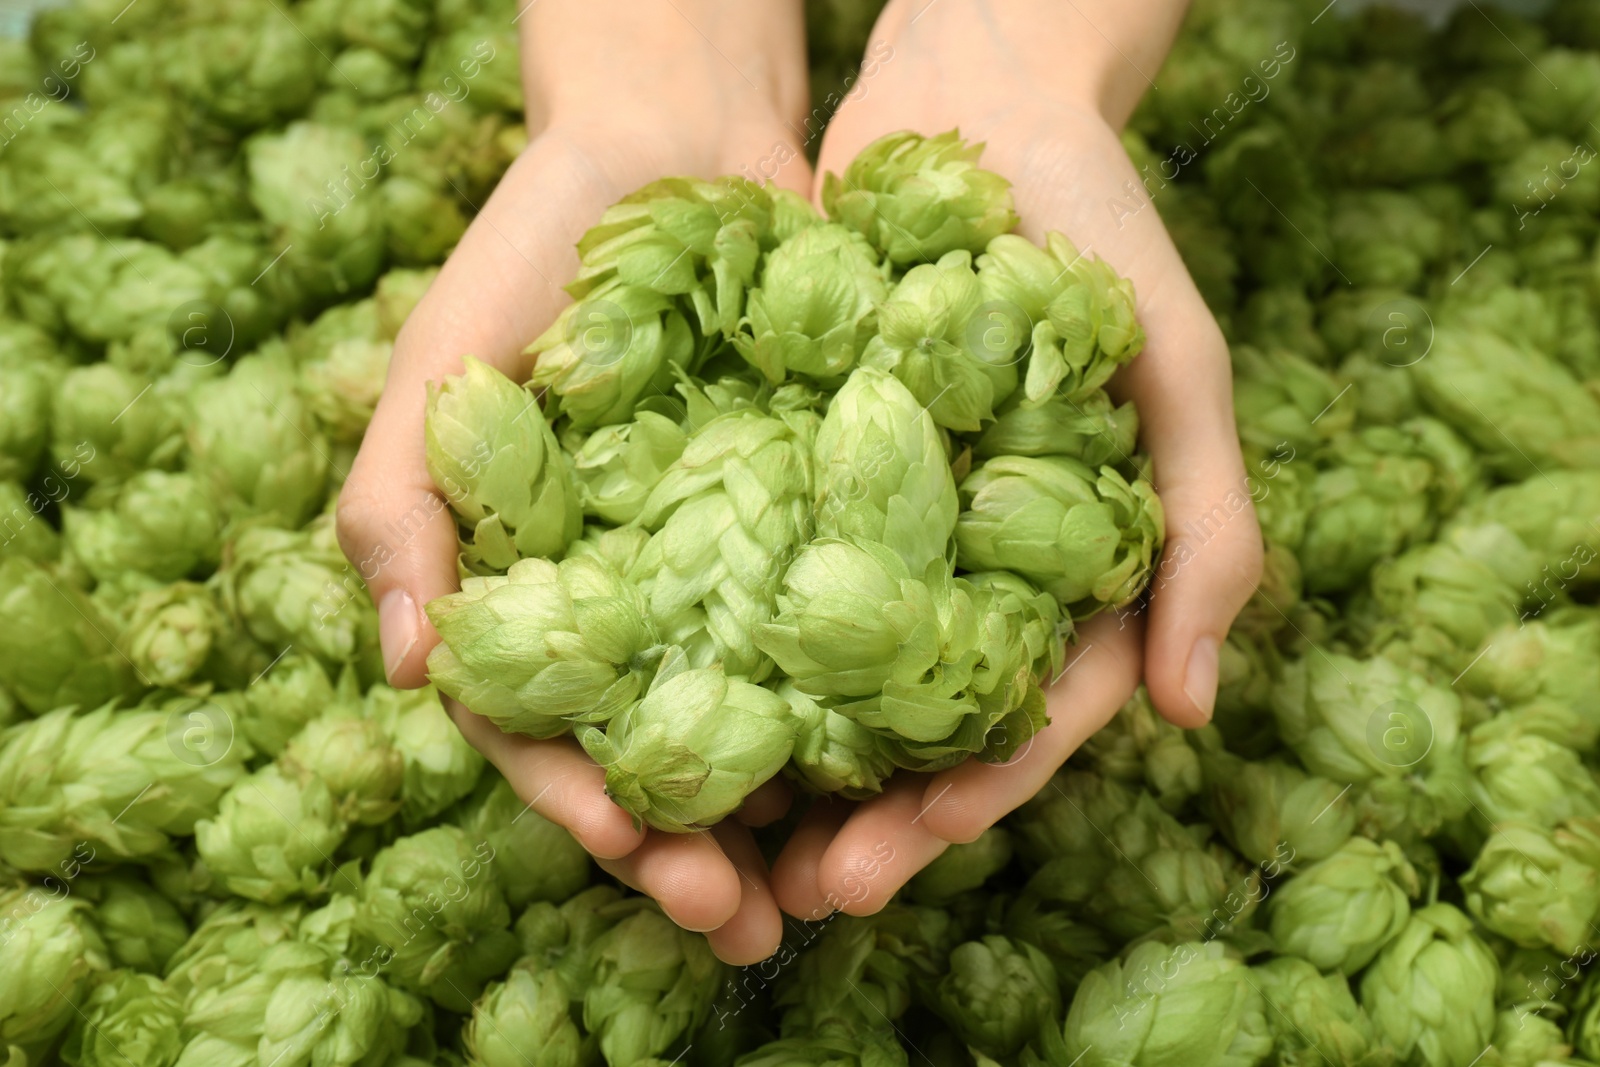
[{"left": 423, "top": 131, "right": 1161, "bottom": 832}]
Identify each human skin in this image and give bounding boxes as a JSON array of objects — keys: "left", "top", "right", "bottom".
[{"left": 336, "top": 0, "right": 1262, "bottom": 964}]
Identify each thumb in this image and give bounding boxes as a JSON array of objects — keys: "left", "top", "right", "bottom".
[{"left": 1126, "top": 306, "right": 1264, "bottom": 728}]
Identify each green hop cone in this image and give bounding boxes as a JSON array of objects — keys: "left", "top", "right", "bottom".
[
  {"left": 49, "top": 362, "right": 187, "bottom": 487},
  {"left": 1268, "top": 837, "right": 1420, "bottom": 975},
  {"left": 1359, "top": 903, "right": 1499, "bottom": 1067},
  {"left": 1567, "top": 968, "right": 1600, "bottom": 1061},
  {"left": 0, "top": 480, "right": 60, "bottom": 564},
  {"left": 85, "top": 875, "right": 188, "bottom": 974},
  {"left": 0, "top": 558, "right": 137, "bottom": 714},
  {"left": 281, "top": 710, "right": 404, "bottom": 826},
  {"left": 1056, "top": 940, "right": 1272, "bottom": 1067},
  {"left": 907, "top": 827, "right": 1013, "bottom": 906},
  {"left": 630, "top": 408, "right": 817, "bottom": 677},
  {"left": 734, "top": 1033, "right": 909, "bottom": 1067},
  {"left": 0, "top": 340, "right": 56, "bottom": 482},
  {"left": 580, "top": 649, "right": 797, "bottom": 832},
  {"left": 776, "top": 682, "right": 896, "bottom": 800},
  {"left": 971, "top": 388, "right": 1140, "bottom": 467},
  {"left": 1270, "top": 652, "right": 1462, "bottom": 784},
  {"left": 220, "top": 516, "right": 381, "bottom": 679},
  {"left": 1002, "top": 880, "right": 1111, "bottom": 996},
  {"left": 0, "top": 886, "right": 109, "bottom": 1045},
  {"left": 860, "top": 250, "right": 1019, "bottom": 431},
  {"left": 424, "top": 356, "right": 582, "bottom": 573},
  {"left": 755, "top": 539, "right": 1028, "bottom": 770},
  {"left": 568, "top": 411, "right": 688, "bottom": 526},
  {"left": 984, "top": 236, "right": 1144, "bottom": 408},
  {"left": 955, "top": 454, "right": 1163, "bottom": 617},
  {"left": 0, "top": 703, "right": 246, "bottom": 872},
  {"left": 1483, "top": 1010, "right": 1571, "bottom": 1067},
  {"left": 528, "top": 283, "right": 694, "bottom": 430},
  {"left": 1072, "top": 687, "right": 1200, "bottom": 813},
  {"left": 823, "top": 129, "right": 1018, "bottom": 267},
  {"left": 297, "top": 306, "right": 393, "bottom": 448},
  {"left": 235, "top": 652, "right": 335, "bottom": 758},
  {"left": 187, "top": 350, "right": 331, "bottom": 529},
  {"left": 453, "top": 775, "right": 591, "bottom": 909},
  {"left": 465, "top": 962, "right": 583, "bottom": 1067},
  {"left": 1465, "top": 707, "right": 1600, "bottom": 831},
  {"left": 1459, "top": 614, "right": 1600, "bottom": 743},
  {"left": 1462, "top": 819, "right": 1600, "bottom": 954},
  {"left": 1231, "top": 344, "right": 1355, "bottom": 456},
  {"left": 62, "top": 971, "right": 184, "bottom": 1067},
  {"left": 580, "top": 905, "right": 722, "bottom": 1066},
  {"left": 426, "top": 554, "right": 658, "bottom": 737},
  {"left": 1250, "top": 957, "right": 1388, "bottom": 1067},
  {"left": 193, "top": 763, "right": 349, "bottom": 904},
  {"left": 353, "top": 825, "right": 519, "bottom": 1012},
  {"left": 733, "top": 222, "right": 889, "bottom": 382},
  {"left": 365, "top": 683, "right": 487, "bottom": 825},
  {"left": 64, "top": 471, "right": 223, "bottom": 585},
  {"left": 1449, "top": 470, "right": 1600, "bottom": 593},
  {"left": 1199, "top": 750, "right": 1356, "bottom": 870},
  {"left": 121, "top": 581, "right": 222, "bottom": 690},
  {"left": 812, "top": 366, "right": 958, "bottom": 575},
  {"left": 567, "top": 176, "right": 773, "bottom": 337},
  {"left": 933, "top": 936, "right": 1059, "bottom": 1058}
]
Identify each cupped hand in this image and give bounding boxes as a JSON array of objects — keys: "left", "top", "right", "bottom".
[
  {"left": 770, "top": 0, "right": 1265, "bottom": 921},
  {"left": 336, "top": 0, "right": 813, "bottom": 964}
]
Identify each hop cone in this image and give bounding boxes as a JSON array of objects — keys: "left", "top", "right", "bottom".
[
  {"left": 1199, "top": 750, "right": 1356, "bottom": 870},
  {"left": 1071, "top": 687, "right": 1201, "bottom": 814},
  {"left": 528, "top": 282, "right": 695, "bottom": 430},
  {"left": 465, "top": 962, "right": 583, "bottom": 1067},
  {"left": 1250, "top": 957, "right": 1389, "bottom": 1067},
  {"left": 187, "top": 350, "right": 330, "bottom": 529},
  {"left": 1450, "top": 470, "right": 1600, "bottom": 591},
  {"left": 734, "top": 1034, "right": 909, "bottom": 1067},
  {"left": 1268, "top": 838, "right": 1420, "bottom": 975},
  {"left": 86, "top": 875, "right": 189, "bottom": 974},
  {"left": 1462, "top": 819, "right": 1600, "bottom": 954},
  {"left": 955, "top": 454, "right": 1163, "bottom": 616},
  {"left": 426, "top": 554, "right": 658, "bottom": 738},
  {"left": 580, "top": 906, "right": 723, "bottom": 1067},
  {"left": 0, "top": 886, "right": 109, "bottom": 1045},
  {"left": 1465, "top": 707, "right": 1600, "bottom": 831},
  {"left": 1359, "top": 903, "right": 1499, "bottom": 1067},
  {"left": 630, "top": 408, "right": 817, "bottom": 678},
  {"left": 567, "top": 176, "right": 773, "bottom": 337},
  {"left": 282, "top": 710, "right": 405, "bottom": 826},
  {"left": 63, "top": 470, "right": 222, "bottom": 584},
  {"left": 812, "top": 366, "right": 958, "bottom": 575},
  {"left": 859, "top": 250, "right": 1019, "bottom": 431},
  {"left": 61, "top": 971, "right": 184, "bottom": 1067},
  {"left": 121, "top": 581, "right": 222, "bottom": 690},
  {"left": 193, "top": 763, "right": 348, "bottom": 904},
  {"left": 733, "top": 222, "right": 888, "bottom": 382},
  {"left": 0, "top": 703, "right": 246, "bottom": 872},
  {"left": 972, "top": 388, "right": 1139, "bottom": 466},
  {"left": 977, "top": 232, "right": 1144, "bottom": 407},
  {"left": 932, "top": 936, "right": 1059, "bottom": 1058},
  {"left": 220, "top": 516, "right": 381, "bottom": 678},
  {"left": 1460, "top": 614, "right": 1600, "bottom": 743},
  {"left": 0, "top": 343, "right": 55, "bottom": 482},
  {"left": 235, "top": 652, "right": 335, "bottom": 758},
  {"left": 352, "top": 825, "right": 519, "bottom": 1012},
  {"left": 0, "top": 558, "right": 137, "bottom": 715},
  {"left": 453, "top": 775, "right": 591, "bottom": 909},
  {"left": 1002, "top": 877, "right": 1111, "bottom": 996},
  {"left": 297, "top": 298, "right": 394, "bottom": 447},
  {"left": 0, "top": 478, "right": 60, "bottom": 564},
  {"left": 49, "top": 362, "right": 185, "bottom": 487},
  {"left": 366, "top": 683, "right": 487, "bottom": 824},
  {"left": 1056, "top": 940, "right": 1273, "bottom": 1067},
  {"left": 1270, "top": 652, "right": 1462, "bottom": 785},
  {"left": 424, "top": 356, "right": 582, "bottom": 572},
  {"left": 568, "top": 411, "right": 687, "bottom": 526},
  {"left": 823, "top": 129, "right": 1018, "bottom": 267},
  {"left": 1232, "top": 344, "right": 1354, "bottom": 455},
  {"left": 1567, "top": 969, "right": 1600, "bottom": 1061},
  {"left": 776, "top": 682, "right": 896, "bottom": 801},
  {"left": 580, "top": 649, "right": 797, "bottom": 832},
  {"left": 907, "top": 827, "right": 1013, "bottom": 905}
]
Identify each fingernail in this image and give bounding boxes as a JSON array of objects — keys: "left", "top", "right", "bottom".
[
  {"left": 1184, "top": 636, "right": 1219, "bottom": 721},
  {"left": 379, "top": 590, "right": 420, "bottom": 683}
]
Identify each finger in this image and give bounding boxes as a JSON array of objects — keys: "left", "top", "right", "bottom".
[
  {"left": 444, "top": 697, "right": 646, "bottom": 860},
  {"left": 814, "top": 775, "right": 950, "bottom": 917},
  {"left": 734, "top": 776, "right": 793, "bottom": 828},
  {"left": 918, "top": 613, "right": 1143, "bottom": 844},
  {"left": 1120, "top": 308, "right": 1263, "bottom": 728},
  {"left": 596, "top": 829, "right": 745, "bottom": 934},
  {"left": 770, "top": 797, "right": 851, "bottom": 920},
  {"left": 701, "top": 823, "right": 785, "bottom": 965}
]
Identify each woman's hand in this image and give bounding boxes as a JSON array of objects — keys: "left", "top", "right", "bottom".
[
  {"left": 335, "top": 0, "right": 812, "bottom": 964},
  {"left": 770, "top": 0, "right": 1265, "bottom": 921}
]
